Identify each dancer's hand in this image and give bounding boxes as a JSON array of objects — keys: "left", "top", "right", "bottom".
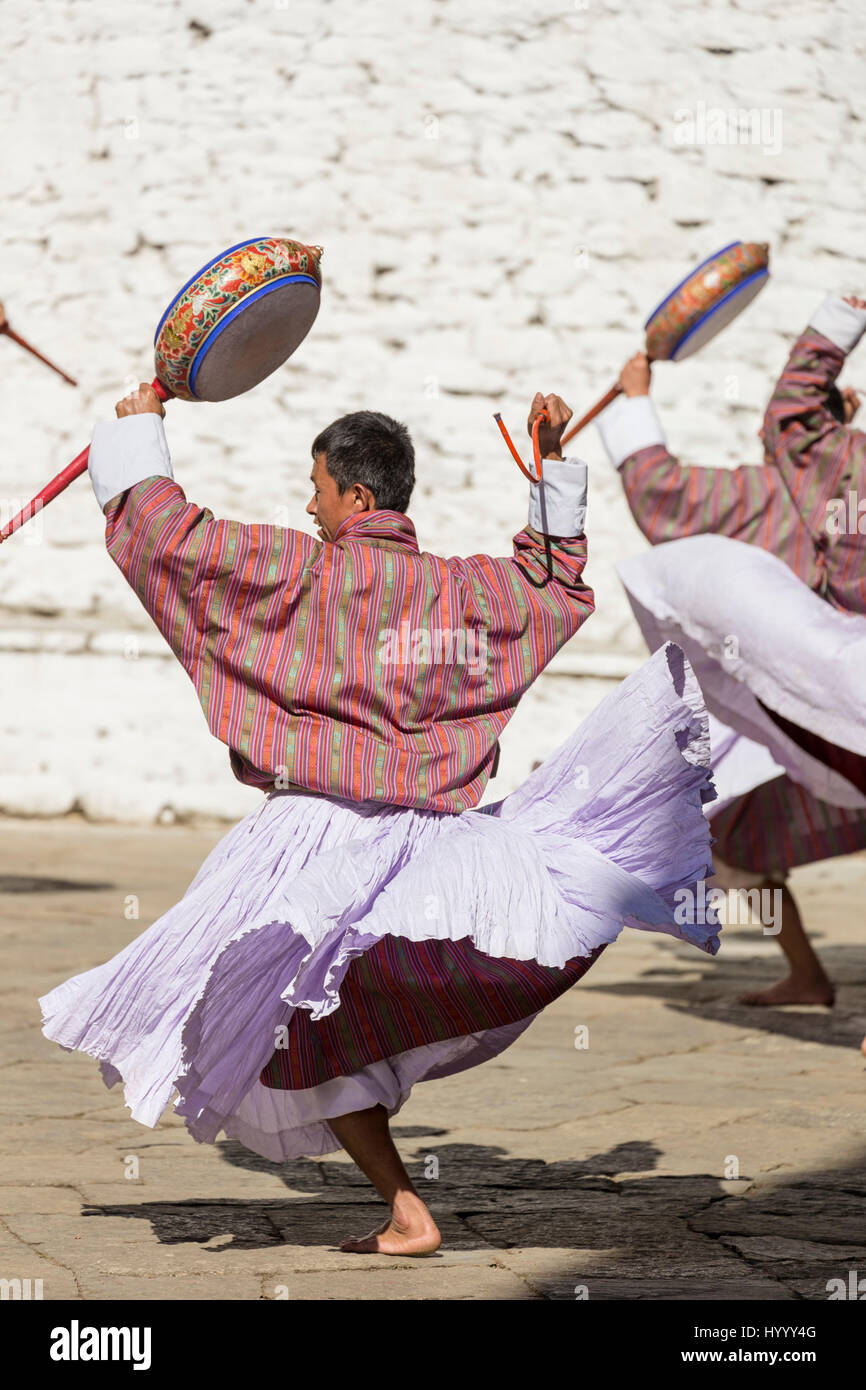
[
  {"left": 620, "top": 352, "right": 651, "bottom": 397},
  {"left": 842, "top": 386, "right": 861, "bottom": 423},
  {"left": 115, "top": 383, "right": 166, "bottom": 418},
  {"left": 528, "top": 392, "right": 572, "bottom": 460},
  {"left": 843, "top": 296, "right": 866, "bottom": 311}
]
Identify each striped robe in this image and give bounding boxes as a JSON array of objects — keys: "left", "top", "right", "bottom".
[
  {"left": 92, "top": 421, "right": 597, "bottom": 1088},
  {"left": 603, "top": 318, "right": 866, "bottom": 874},
  {"left": 103, "top": 476, "right": 594, "bottom": 813}
]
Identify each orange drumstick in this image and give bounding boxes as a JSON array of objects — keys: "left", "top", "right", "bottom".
[{"left": 493, "top": 409, "right": 548, "bottom": 483}]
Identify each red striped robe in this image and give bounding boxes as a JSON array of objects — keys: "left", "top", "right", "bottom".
[
  {"left": 104, "top": 478, "right": 595, "bottom": 813},
  {"left": 616, "top": 327, "right": 866, "bottom": 872}
]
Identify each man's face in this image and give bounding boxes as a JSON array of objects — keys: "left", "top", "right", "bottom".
[{"left": 306, "top": 452, "right": 362, "bottom": 542}]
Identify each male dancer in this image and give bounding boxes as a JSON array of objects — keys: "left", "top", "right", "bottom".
[
  {"left": 598, "top": 293, "right": 866, "bottom": 1007},
  {"left": 42, "top": 385, "right": 717, "bottom": 1255}
]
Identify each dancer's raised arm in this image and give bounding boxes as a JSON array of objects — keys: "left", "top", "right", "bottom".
[
  {"left": 92, "top": 384, "right": 318, "bottom": 676},
  {"left": 761, "top": 294, "right": 866, "bottom": 470},
  {"left": 597, "top": 353, "right": 778, "bottom": 546},
  {"left": 446, "top": 391, "right": 595, "bottom": 661}
]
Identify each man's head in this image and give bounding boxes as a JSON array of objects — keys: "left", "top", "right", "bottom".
[{"left": 307, "top": 410, "right": 415, "bottom": 541}]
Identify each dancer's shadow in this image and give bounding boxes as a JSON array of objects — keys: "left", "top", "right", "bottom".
[
  {"left": 591, "top": 933, "right": 866, "bottom": 1050},
  {"left": 78, "top": 1138, "right": 681, "bottom": 1252},
  {"left": 0, "top": 874, "right": 115, "bottom": 894},
  {"left": 78, "top": 1139, "right": 866, "bottom": 1298}
]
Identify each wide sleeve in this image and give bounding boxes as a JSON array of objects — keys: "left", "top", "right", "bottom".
[
  {"left": 597, "top": 394, "right": 777, "bottom": 545},
  {"left": 94, "top": 418, "right": 318, "bottom": 679},
  {"left": 444, "top": 457, "right": 595, "bottom": 658},
  {"left": 761, "top": 296, "right": 866, "bottom": 469}
]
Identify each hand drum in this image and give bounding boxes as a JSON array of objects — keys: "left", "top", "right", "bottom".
[
  {"left": 643, "top": 241, "right": 769, "bottom": 362},
  {"left": 0, "top": 236, "right": 323, "bottom": 542},
  {"left": 153, "top": 236, "right": 322, "bottom": 401},
  {"left": 559, "top": 240, "right": 770, "bottom": 446}
]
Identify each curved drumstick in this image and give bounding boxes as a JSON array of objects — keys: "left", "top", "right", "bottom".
[
  {"left": 1, "top": 321, "right": 78, "bottom": 387},
  {"left": 493, "top": 408, "right": 548, "bottom": 483},
  {"left": 0, "top": 378, "right": 174, "bottom": 544}
]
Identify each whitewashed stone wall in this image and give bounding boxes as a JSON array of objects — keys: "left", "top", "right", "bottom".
[{"left": 1, "top": 0, "right": 864, "bottom": 821}]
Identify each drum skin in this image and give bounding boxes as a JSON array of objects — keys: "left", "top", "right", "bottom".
[
  {"left": 153, "top": 237, "right": 323, "bottom": 401},
  {"left": 644, "top": 241, "right": 769, "bottom": 363}
]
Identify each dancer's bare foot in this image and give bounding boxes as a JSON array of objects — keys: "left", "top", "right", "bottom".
[
  {"left": 860, "top": 1035, "right": 866, "bottom": 1059},
  {"left": 328, "top": 1104, "right": 442, "bottom": 1255},
  {"left": 340, "top": 1196, "right": 441, "bottom": 1255},
  {"left": 739, "top": 974, "right": 835, "bottom": 1007}
]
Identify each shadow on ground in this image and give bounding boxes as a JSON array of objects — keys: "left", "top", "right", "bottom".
[
  {"left": 0, "top": 875, "right": 115, "bottom": 894},
  {"left": 592, "top": 935, "right": 866, "bottom": 1050},
  {"left": 79, "top": 1139, "right": 866, "bottom": 1298}
]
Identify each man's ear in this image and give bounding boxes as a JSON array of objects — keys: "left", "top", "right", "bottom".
[{"left": 353, "top": 483, "right": 376, "bottom": 511}]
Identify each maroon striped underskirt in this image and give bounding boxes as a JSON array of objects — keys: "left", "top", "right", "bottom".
[
  {"left": 711, "top": 703, "right": 866, "bottom": 875},
  {"left": 260, "top": 934, "right": 604, "bottom": 1091}
]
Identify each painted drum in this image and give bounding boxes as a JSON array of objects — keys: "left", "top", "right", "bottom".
[
  {"left": 644, "top": 241, "right": 770, "bottom": 363},
  {"left": 153, "top": 236, "right": 323, "bottom": 402}
]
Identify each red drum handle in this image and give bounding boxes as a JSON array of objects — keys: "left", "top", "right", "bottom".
[
  {"left": 0, "top": 377, "right": 174, "bottom": 544},
  {"left": 560, "top": 348, "right": 658, "bottom": 447},
  {"left": 560, "top": 382, "right": 622, "bottom": 446}
]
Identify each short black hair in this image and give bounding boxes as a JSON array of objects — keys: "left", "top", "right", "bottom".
[{"left": 311, "top": 411, "right": 415, "bottom": 513}]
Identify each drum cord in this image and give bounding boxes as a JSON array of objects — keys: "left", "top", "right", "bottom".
[{"left": 492, "top": 407, "right": 588, "bottom": 597}]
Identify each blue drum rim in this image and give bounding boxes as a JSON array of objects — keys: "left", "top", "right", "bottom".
[
  {"left": 186, "top": 273, "right": 320, "bottom": 399},
  {"left": 644, "top": 241, "right": 742, "bottom": 331},
  {"left": 153, "top": 237, "right": 317, "bottom": 344},
  {"left": 670, "top": 268, "right": 769, "bottom": 360}
]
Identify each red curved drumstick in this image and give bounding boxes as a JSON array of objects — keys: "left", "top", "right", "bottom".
[
  {"left": 0, "top": 378, "right": 174, "bottom": 544},
  {"left": 1, "top": 321, "right": 78, "bottom": 387},
  {"left": 493, "top": 409, "right": 548, "bottom": 483}
]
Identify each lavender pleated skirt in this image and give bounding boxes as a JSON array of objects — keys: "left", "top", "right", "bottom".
[
  {"left": 40, "top": 643, "right": 718, "bottom": 1161},
  {"left": 618, "top": 535, "right": 866, "bottom": 873}
]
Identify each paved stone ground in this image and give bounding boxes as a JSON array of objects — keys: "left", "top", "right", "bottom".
[{"left": 2, "top": 816, "right": 864, "bottom": 1301}]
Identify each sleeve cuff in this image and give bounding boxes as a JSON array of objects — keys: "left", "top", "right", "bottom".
[
  {"left": 528, "top": 457, "right": 587, "bottom": 536},
  {"left": 808, "top": 296, "right": 866, "bottom": 355},
  {"left": 596, "top": 394, "right": 666, "bottom": 468},
  {"left": 89, "top": 413, "right": 173, "bottom": 511}
]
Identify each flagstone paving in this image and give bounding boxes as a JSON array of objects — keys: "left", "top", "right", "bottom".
[{"left": 1, "top": 818, "right": 864, "bottom": 1301}]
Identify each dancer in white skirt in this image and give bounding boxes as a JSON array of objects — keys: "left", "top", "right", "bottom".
[{"left": 599, "top": 292, "right": 866, "bottom": 1011}]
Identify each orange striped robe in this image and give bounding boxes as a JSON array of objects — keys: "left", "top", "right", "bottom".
[{"left": 104, "top": 478, "right": 595, "bottom": 813}]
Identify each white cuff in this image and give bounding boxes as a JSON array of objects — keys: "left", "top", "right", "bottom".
[
  {"left": 89, "top": 413, "right": 173, "bottom": 511},
  {"left": 596, "top": 394, "right": 666, "bottom": 468},
  {"left": 528, "top": 457, "right": 587, "bottom": 536},
  {"left": 809, "top": 295, "right": 866, "bottom": 355}
]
